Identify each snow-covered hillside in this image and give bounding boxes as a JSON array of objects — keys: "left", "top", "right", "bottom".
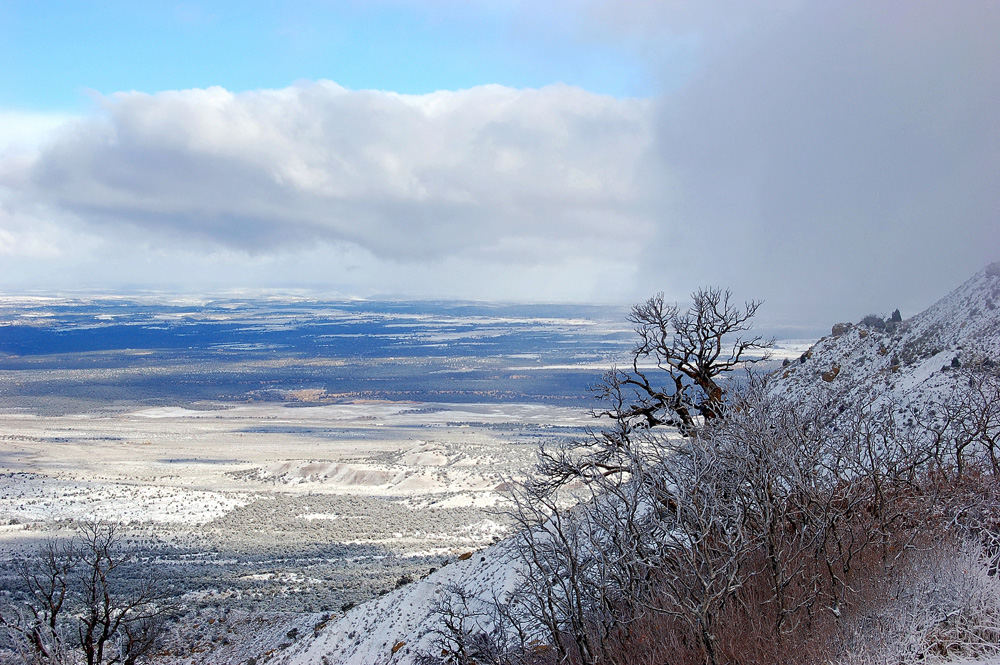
[
  {"left": 277, "top": 539, "right": 525, "bottom": 664},
  {"left": 773, "top": 262, "right": 1000, "bottom": 407},
  {"left": 281, "top": 264, "right": 1000, "bottom": 665}
]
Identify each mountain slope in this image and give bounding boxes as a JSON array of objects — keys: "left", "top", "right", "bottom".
[
  {"left": 283, "top": 263, "right": 1000, "bottom": 665},
  {"left": 772, "top": 262, "right": 1000, "bottom": 407},
  {"left": 277, "top": 540, "right": 524, "bottom": 664}
]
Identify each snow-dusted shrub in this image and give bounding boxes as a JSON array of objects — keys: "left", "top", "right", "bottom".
[
  {"left": 860, "top": 314, "right": 887, "bottom": 331},
  {"left": 432, "top": 378, "right": 1000, "bottom": 665},
  {"left": 912, "top": 368, "right": 1000, "bottom": 478},
  {"left": 0, "top": 521, "right": 175, "bottom": 665},
  {"left": 425, "top": 284, "right": 1000, "bottom": 665},
  {"left": 420, "top": 583, "right": 537, "bottom": 665},
  {"left": 835, "top": 541, "right": 1000, "bottom": 665}
]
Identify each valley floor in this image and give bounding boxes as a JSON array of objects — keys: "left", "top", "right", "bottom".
[{"left": 0, "top": 400, "right": 591, "bottom": 618}]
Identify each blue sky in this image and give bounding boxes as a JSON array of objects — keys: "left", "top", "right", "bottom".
[
  {"left": 1, "top": 1, "right": 658, "bottom": 111},
  {"left": 0, "top": 2, "right": 997, "bottom": 329}
]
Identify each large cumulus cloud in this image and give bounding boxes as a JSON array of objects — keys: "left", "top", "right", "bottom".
[{"left": 14, "top": 82, "right": 656, "bottom": 263}]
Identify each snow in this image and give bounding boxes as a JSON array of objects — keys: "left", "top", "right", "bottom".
[
  {"left": 279, "top": 538, "right": 524, "bottom": 665},
  {"left": 773, "top": 263, "right": 1000, "bottom": 409},
  {"left": 281, "top": 264, "right": 1000, "bottom": 665},
  {"left": 0, "top": 474, "right": 249, "bottom": 529}
]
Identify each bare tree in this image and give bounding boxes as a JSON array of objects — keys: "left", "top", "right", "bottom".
[
  {"left": 912, "top": 368, "right": 1000, "bottom": 478},
  {"left": 429, "top": 290, "right": 1000, "bottom": 665},
  {"left": 431, "top": 382, "right": 1000, "bottom": 664},
  {"left": 596, "top": 287, "right": 772, "bottom": 437},
  {"left": 638, "top": 435, "right": 755, "bottom": 665},
  {"left": 422, "top": 583, "right": 537, "bottom": 665},
  {"left": 73, "top": 522, "right": 171, "bottom": 665},
  {"left": 1, "top": 521, "right": 173, "bottom": 665},
  {"left": 534, "top": 288, "right": 772, "bottom": 495},
  {"left": 945, "top": 369, "right": 1000, "bottom": 477},
  {"left": 1, "top": 539, "right": 78, "bottom": 663}
]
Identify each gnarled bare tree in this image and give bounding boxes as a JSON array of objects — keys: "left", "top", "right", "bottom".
[
  {"left": 534, "top": 288, "right": 772, "bottom": 490},
  {"left": 596, "top": 287, "right": 772, "bottom": 438},
  {"left": 1, "top": 521, "right": 173, "bottom": 665}
]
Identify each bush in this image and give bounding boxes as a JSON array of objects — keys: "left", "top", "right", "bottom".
[
  {"left": 832, "top": 322, "right": 852, "bottom": 336},
  {"left": 424, "top": 291, "right": 1000, "bottom": 665},
  {"left": 833, "top": 539, "right": 1000, "bottom": 664},
  {"left": 432, "top": 379, "right": 1000, "bottom": 665},
  {"left": 859, "top": 314, "right": 886, "bottom": 331}
]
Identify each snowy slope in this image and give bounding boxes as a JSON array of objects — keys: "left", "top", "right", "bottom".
[
  {"left": 772, "top": 262, "right": 1000, "bottom": 407},
  {"left": 277, "top": 539, "right": 525, "bottom": 665},
  {"left": 284, "top": 264, "right": 1000, "bottom": 665}
]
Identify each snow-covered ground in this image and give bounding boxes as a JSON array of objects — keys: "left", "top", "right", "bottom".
[
  {"left": 0, "top": 401, "right": 591, "bottom": 511},
  {"left": 280, "top": 264, "right": 1000, "bottom": 665},
  {"left": 0, "top": 400, "right": 591, "bottom": 616},
  {"left": 774, "top": 263, "right": 1000, "bottom": 407},
  {"left": 278, "top": 538, "right": 525, "bottom": 665}
]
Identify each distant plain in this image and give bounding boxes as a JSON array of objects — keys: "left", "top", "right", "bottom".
[
  {"left": 0, "top": 298, "right": 634, "bottom": 612},
  {"left": 0, "top": 296, "right": 807, "bottom": 613}
]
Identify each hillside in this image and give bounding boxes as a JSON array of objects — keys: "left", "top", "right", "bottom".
[
  {"left": 773, "top": 262, "right": 1000, "bottom": 407},
  {"left": 278, "top": 541, "right": 524, "bottom": 664},
  {"left": 273, "top": 264, "right": 1000, "bottom": 665}
]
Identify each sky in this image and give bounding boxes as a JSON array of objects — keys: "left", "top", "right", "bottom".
[{"left": 0, "top": 1, "right": 998, "bottom": 330}]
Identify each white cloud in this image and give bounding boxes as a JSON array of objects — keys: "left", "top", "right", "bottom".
[
  {"left": 0, "top": 111, "right": 76, "bottom": 156},
  {"left": 11, "top": 82, "right": 655, "bottom": 265}
]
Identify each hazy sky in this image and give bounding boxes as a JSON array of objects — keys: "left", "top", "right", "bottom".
[{"left": 1, "top": 1, "right": 997, "bottom": 330}]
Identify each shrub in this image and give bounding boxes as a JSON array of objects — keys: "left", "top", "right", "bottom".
[
  {"left": 426, "top": 291, "right": 1000, "bottom": 665},
  {"left": 859, "top": 314, "right": 886, "bottom": 331},
  {"left": 434, "top": 379, "right": 1000, "bottom": 665},
  {"left": 833, "top": 539, "right": 1000, "bottom": 665},
  {"left": 0, "top": 521, "right": 174, "bottom": 665}
]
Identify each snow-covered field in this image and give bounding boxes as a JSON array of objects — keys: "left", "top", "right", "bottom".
[{"left": 0, "top": 400, "right": 592, "bottom": 614}]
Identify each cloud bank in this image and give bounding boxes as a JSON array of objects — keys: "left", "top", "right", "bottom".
[
  {"left": 14, "top": 83, "right": 654, "bottom": 261},
  {"left": 639, "top": 1, "right": 1000, "bottom": 324},
  {"left": 1, "top": 2, "right": 998, "bottom": 328}
]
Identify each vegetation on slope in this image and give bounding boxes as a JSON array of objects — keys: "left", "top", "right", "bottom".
[{"left": 424, "top": 275, "right": 1000, "bottom": 665}]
